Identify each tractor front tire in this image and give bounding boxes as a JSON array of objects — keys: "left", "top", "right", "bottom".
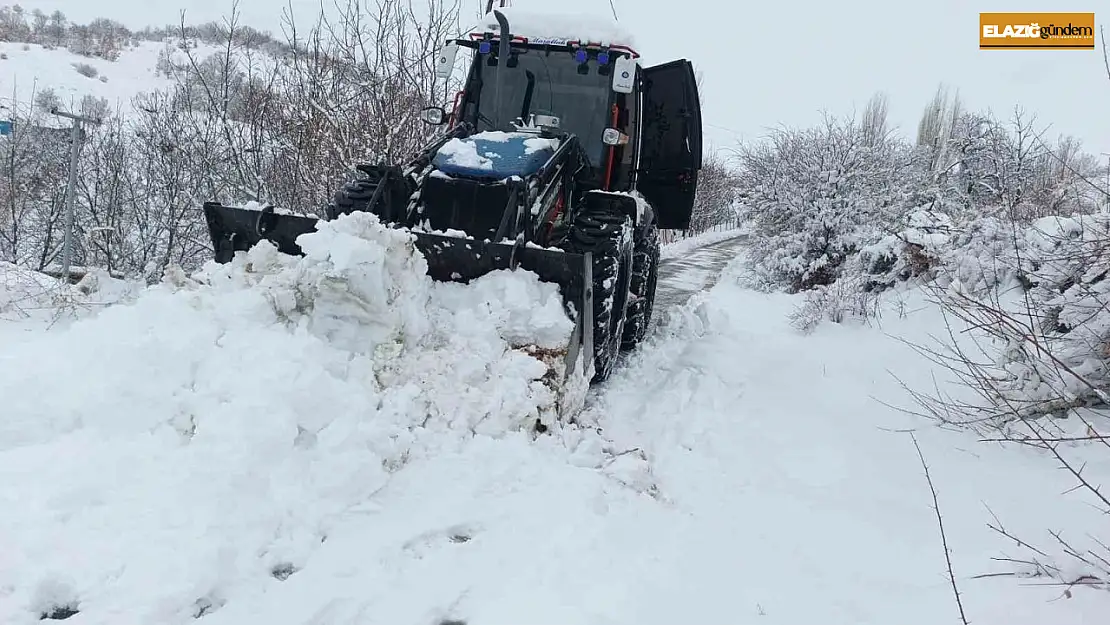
[
  {"left": 331, "top": 178, "right": 379, "bottom": 217},
  {"left": 621, "top": 221, "right": 660, "bottom": 350},
  {"left": 329, "top": 166, "right": 412, "bottom": 224},
  {"left": 566, "top": 205, "right": 634, "bottom": 384}
]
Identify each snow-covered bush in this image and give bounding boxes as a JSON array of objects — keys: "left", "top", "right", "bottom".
[
  {"left": 856, "top": 209, "right": 952, "bottom": 292},
  {"left": 736, "top": 98, "right": 915, "bottom": 293},
  {"left": 72, "top": 61, "right": 97, "bottom": 78},
  {"left": 934, "top": 215, "right": 1110, "bottom": 421},
  {"left": 886, "top": 71, "right": 1110, "bottom": 606},
  {"left": 902, "top": 212, "right": 1110, "bottom": 598},
  {"left": 788, "top": 273, "right": 881, "bottom": 334},
  {"left": 689, "top": 151, "right": 742, "bottom": 233}
]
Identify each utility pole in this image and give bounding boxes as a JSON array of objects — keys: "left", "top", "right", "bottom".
[{"left": 49, "top": 106, "right": 101, "bottom": 284}]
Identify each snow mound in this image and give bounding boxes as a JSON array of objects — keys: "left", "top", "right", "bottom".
[
  {"left": 0, "top": 262, "right": 141, "bottom": 324},
  {"left": 0, "top": 211, "right": 580, "bottom": 623}
]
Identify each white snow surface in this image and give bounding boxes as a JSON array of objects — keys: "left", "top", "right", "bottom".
[
  {"left": 436, "top": 133, "right": 558, "bottom": 173},
  {"left": 471, "top": 7, "right": 637, "bottom": 49},
  {"left": 0, "top": 227, "right": 1107, "bottom": 624},
  {"left": 474, "top": 130, "right": 560, "bottom": 155},
  {"left": 0, "top": 40, "right": 218, "bottom": 117}
]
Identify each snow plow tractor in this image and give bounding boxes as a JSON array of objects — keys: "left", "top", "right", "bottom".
[{"left": 202, "top": 8, "right": 702, "bottom": 415}]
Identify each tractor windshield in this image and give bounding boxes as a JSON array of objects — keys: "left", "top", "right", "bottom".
[{"left": 472, "top": 47, "right": 613, "bottom": 168}]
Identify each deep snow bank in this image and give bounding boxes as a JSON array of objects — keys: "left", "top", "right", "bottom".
[{"left": 0, "top": 212, "right": 593, "bottom": 623}]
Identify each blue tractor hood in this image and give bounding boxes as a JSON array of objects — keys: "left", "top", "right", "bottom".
[{"left": 431, "top": 131, "right": 559, "bottom": 180}]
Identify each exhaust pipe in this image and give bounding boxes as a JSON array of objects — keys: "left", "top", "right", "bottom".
[{"left": 493, "top": 9, "right": 511, "bottom": 115}]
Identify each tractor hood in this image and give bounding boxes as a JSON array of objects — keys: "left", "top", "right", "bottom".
[{"left": 431, "top": 131, "right": 560, "bottom": 181}]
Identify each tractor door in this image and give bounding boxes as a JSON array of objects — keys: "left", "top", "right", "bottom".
[{"left": 636, "top": 59, "right": 702, "bottom": 230}]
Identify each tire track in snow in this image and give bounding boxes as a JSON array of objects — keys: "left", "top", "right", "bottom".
[
  {"left": 652, "top": 234, "right": 749, "bottom": 323},
  {"left": 591, "top": 233, "right": 748, "bottom": 401}
]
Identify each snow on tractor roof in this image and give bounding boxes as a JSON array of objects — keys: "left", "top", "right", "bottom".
[{"left": 469, "top": 7, "right": 638, "bottom": 55}]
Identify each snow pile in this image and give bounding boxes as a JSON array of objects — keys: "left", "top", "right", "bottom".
[
  {"left": 0, "top": 211, "right": 584, "bottom": 623},
  {"left": 0, "top": 262, "right": 66, "bottom": 316},
  {"left": 0, "top": 262, "right": 142, "bottom": 324},
  {"left": 471, "top": 7, "right": 637, "bottom": 48}
]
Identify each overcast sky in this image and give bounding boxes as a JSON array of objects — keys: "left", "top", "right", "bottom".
[{"left": 17, "top": 0, "right": 1110, "bottom": 160}]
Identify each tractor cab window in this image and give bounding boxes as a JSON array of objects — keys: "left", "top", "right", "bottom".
[{"left": 471, "top": 47, "right": 613, "bottom": 169}]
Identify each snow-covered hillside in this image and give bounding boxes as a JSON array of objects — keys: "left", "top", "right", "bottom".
[
  {"left": 0, "top": 213, "right": 1104, "bottom": 624},
  {"left": 0, "top": 40, "right": 177, "bottom": 115}
]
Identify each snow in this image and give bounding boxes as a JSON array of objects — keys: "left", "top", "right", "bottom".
[
  {"left": 471, "top": 7, "right": 637, "bottom": 50},
  {"left": 435, "top": 137, "right": 494, "bottom": 170},
  {"left": 0, "top": 218, "right": 1107, "bottom": 623},
  {"left": 468, "top": 130, "right": 515, "bottom": 142},
  {"left": 524, "top": 135, "right": 559, "bottom": 154},
  {"left": 0, "top": 262, "right": 143, "bottom": 342},
  {"left": 0, "top": 40, "right": 216, "bottom": 118},
  {"left": 659, "top": 223, "right": 749, "bottom": 260},
  {"left": 468, "top": 130, "right": 560, "bottom": 156}
]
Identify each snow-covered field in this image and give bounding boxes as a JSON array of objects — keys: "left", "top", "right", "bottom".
[{"left": 0, "top": 213, "right": 1104, "bottom": 624}]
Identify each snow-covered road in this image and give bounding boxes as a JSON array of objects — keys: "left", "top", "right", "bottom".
[
  {"left": 654, "top": 233, "right": 748, "bottom": 315},
  {"left": 0, "top": 218, "right": 1104, "bottom": 625}
]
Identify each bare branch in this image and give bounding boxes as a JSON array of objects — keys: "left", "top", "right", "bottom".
[{"left": 910, "top": 432, "right": 970, "bottom": 625}]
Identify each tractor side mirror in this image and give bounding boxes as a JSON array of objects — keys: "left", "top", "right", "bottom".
[
  {"left": 602, "top": 128, "right": 629, "bottom": 146},
  {"left": 420, "top": 106, "right": 448, "bottom": 126},
  {"left": 434, "top": 41, "right": 458, "bottom": 80}
]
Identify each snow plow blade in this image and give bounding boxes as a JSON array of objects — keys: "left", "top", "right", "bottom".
[{"left": 203, "top": 202, "right": 593, "bottom": 420}]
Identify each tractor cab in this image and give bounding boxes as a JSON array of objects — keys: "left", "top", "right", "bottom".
[{"left": 423, "top": 8, "right": 703, "bottom": 229}]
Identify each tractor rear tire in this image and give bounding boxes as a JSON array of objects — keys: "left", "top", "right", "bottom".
[
  {"left": 621, "top": 222, "right": 660, "bottom": 350},
  {"left": 566, "top": 205, "right": 634, "bottom": 384}
]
